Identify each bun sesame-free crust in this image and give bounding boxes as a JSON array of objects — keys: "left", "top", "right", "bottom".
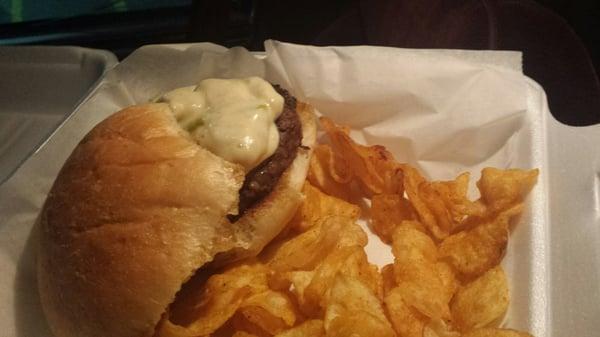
[{"left": 37, "top": 101, "right": 316, "bottom": 337}]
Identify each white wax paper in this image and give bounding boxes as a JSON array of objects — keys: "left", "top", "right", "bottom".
[{"left": 0, "top": 41, "right": 548, "bottom": 337}]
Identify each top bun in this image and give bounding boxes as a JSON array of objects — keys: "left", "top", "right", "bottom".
[{"left": 37, "top": 100, "right": 316, "bottom": 337}]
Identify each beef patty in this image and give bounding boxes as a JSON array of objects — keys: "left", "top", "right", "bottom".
[{"left": 231, "top": 85, "right": 303, "bottom": 220}]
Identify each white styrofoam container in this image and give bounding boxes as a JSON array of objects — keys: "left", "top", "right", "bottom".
[{"left": 0, "top": 42, "right": 598, "bottom": 337}]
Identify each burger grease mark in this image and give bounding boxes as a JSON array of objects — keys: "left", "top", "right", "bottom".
[{"left": 231, "top": 85, "right": 303, "bottom": 220}]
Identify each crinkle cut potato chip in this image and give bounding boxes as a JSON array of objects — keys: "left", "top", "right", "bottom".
[{"left": 154, "top": 117, "right": 538, "bottom": 337}]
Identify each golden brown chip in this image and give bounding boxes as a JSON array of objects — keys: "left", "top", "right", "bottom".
[
  {"left": 461, "top": 328, "right": 534, "bottom": 337},
  {"left": 232, "top": 331, "right": 261, "bottom": 337},
  {"left": 391, "top": 225, "right": 450, "bottom": 320},
  {"left": 157, "top": 264, "right": 269, "bottom": 337},
  {"left": 274, "top": 319, "right": 325, "bottom": 337},
  {"left": 337, "top": 221, "right": 369, "bottom": 248},
  {"left": 320, "top": 117, "right": 404, "bottom": 197},
  {"left": 381, "top": 263, "right": 396, "bottom": 296},
  {"left": 285, "top": 270, "right": 315, "bottom": 316},
  {"left": 391, "top": 223, "right": 438, "bottom": 263},
  {"left": 451, "top": 266, "right": 510, "bottom": 332},
  {"left": 302, "top": 246, "right": 380, "bottom": 315},
  {"left": 403, "top": 166, "right": 485, "bottom": 240},
  {"left": 402, "top": 165, "right": 445, "bottom": 239},
  {"left": 307, "top": 144, "right": 355, "bottom": 200},
  {"left": 229, "top": 312, "right": 271, "bottom": 337},
  {"left": 383, "top": 287, "right": 425, "bottom": 337},
  {"left": 240, "top": 290, "right": 297, "bottom": 334},
  {"left": 371, "top": 193, "right": 417, "bottom": 243},
  {"left": 303, "top": 246, "right": 358, "bottom": 315},
  {"left": 438, "top": 206, "right": 522, "bottom": 280},
  {"left": 477, "top": 168, "right": 539, "bottom": 214},
  {"left": 435, "top": 261, "right": 459, "bottom": 304},
  {"left": 324, "top": 274, "right": 395, "bottom": 337},
  {"left": 338, "top": 249, "right": 383, "bottom": 300},
  {"left": 290, "top": 182, "right": 361, "bottom": 233},
  {"left": 423, "top": 318, "right": 460, "bottom": 337},
  {"left": 261, "top": 215, "right": 354, "bottom": 272},
  {"left": 326, "top": 311, "right": 397, "bottom": 337}
]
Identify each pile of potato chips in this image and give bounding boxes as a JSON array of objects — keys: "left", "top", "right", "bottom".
[{"left": 157, "top": 117, "right": 539, "bottom": 337}]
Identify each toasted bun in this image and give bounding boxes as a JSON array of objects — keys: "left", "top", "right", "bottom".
[{"left": 37, "top": 101, "right": 316, "bottom": 337}]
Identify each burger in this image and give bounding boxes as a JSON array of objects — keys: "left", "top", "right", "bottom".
[{"left": 36, "top": 77, "right": 316, "bottom": 337}]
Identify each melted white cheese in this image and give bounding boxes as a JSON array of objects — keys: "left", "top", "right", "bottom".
[{"left": 160, "top": 77, "right": 284, "bottom": 171}]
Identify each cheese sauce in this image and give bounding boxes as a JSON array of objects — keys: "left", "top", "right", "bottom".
[{"left": 160, "top": 77, "right": 284, "bottom": 171}]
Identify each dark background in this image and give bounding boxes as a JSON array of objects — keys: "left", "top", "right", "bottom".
[{"left": 1, "top": 0, "right": 598, "bottom": 125}]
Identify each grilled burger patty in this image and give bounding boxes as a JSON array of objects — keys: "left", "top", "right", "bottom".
[{"left": 233, "top": 85, "right": 303, "bottom": 218}]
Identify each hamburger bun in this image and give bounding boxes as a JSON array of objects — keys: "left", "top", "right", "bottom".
[{"left": 37, "top": 96, "right": 316, "bottom": 337}]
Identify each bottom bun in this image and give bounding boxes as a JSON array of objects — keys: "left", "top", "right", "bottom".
[{"left": 37, "top": 100, "right": 316, "bottom": 337}]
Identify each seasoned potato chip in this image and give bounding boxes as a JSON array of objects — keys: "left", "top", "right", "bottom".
[
  {"left": 320, "top": 117, "right": 404, "bottom": 197},
  {"left": 435, "top": 261, "right": 459, "bottom": 304},
  {"left": 431, "top": 172, "right": 485, "bottom": 219},
  {"left": 392, "top": 224, "right": 438, "bottom": 262},
  {"left": 229, "top": 312, "right": 271, "bottom": 337},
  {"left": 308, "top": 144, "right": 355, "bottom": 200},
  {"left": 394, "top": 281, "right": 451, "bottom": 321},
  {"left": 285, "top": 270, "right": 315, "bottom": 316},
  {"left": 261, "top": 215, "right": 355, "bottom": 272},
  {"left": 381, "top": 263, "right": 396, "bottom": 296},
  {"left": 337, "top": 221, "right": 369, "bottom": 248},
  {"left": 303, "top": 247, "right": 358, "bottom": 315},
  {"left": 438, "top": 206, "right": 522, "bottom": 279},
  {"left": 158, "top": 264, "right": 269, "bottom": 337},
  {"left": 391, "top": 225, "right": 450, "bottom": 320},
  {"left": 477, "top": 168, "right": 539, "bottom": 214},
  {"left": 423, "top": 318, "right": 460, "bottom": 337},
  {"left": 324, "top": 275, "right": 395, "bottom": 337},
  {"left": 232, "top": 331, "right": 261, "bottom": 337},
  {"left": 403, "top": 166, "right": 485, "bottom": 240},
  {"left": 274, "top": 319, "right": 325, "bottom": 337},
  {"left": 371, "top": 194, "right": 417, "bottom": 243},
  {"left": 462, "top": 328, "right": 534, "bottom": 337},
  {"left": 451, "top": 266, "right": 509, "bottom": 331},
  {"left": 290, "top": 182, "right": 360, "bottom": 233},
  {"left": 338, "top": 249, "right": 383, "bottom": 299},
  {"left": 240, "top": 290, "right": 297, "bottom": 334},
  {"left": 383, "top": 287, "right": 425, "bottom": 337},
  {"left": 326, "top": 311, "right": 397, "bottom": 337},
  {"left": 302, "top": 246, "right": 380, "bottom": 315},
  {"left": 239, "top": 306, "right": 288, "bottom": 335}
]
